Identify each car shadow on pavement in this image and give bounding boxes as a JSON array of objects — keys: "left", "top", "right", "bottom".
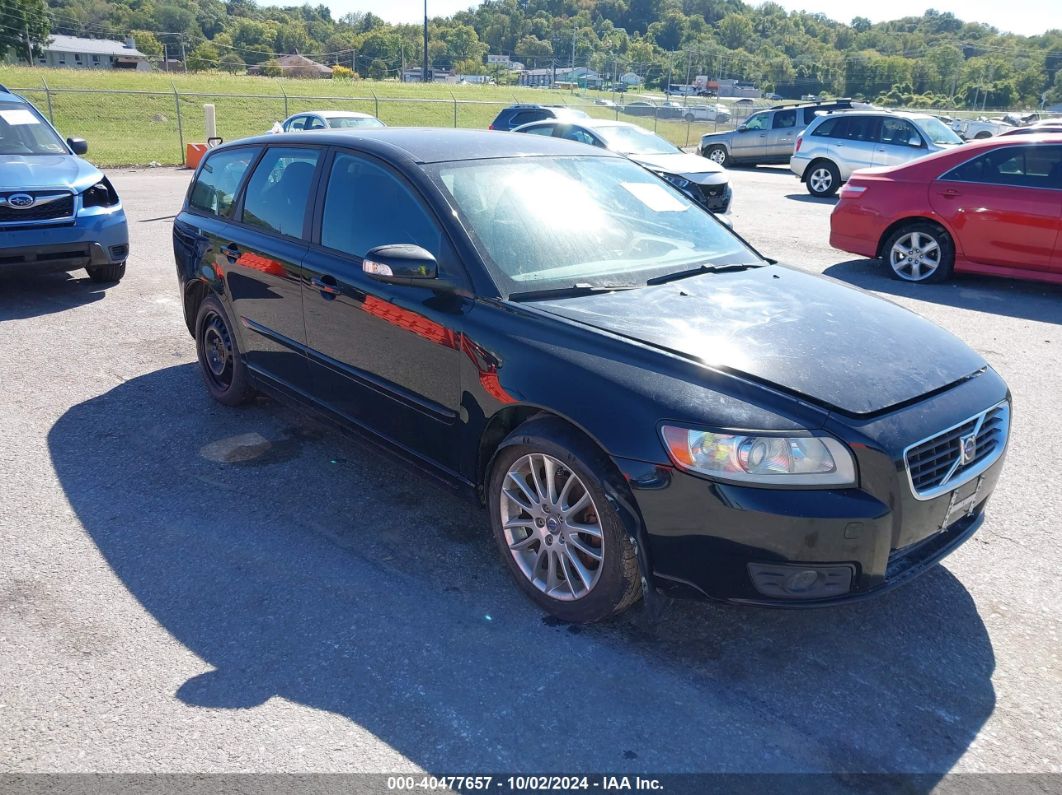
[
  {"left": 785, "top": 193, "right": 838, "bottom": 204},
  {"left": 825, "top": 258, "right": 1062, "bottom": 324},
  {"left": 48, "top": 364, "right": 997, "bottom": 778},
  {"left": 0, "top": 271, "right": 109, "bottom": 321}
]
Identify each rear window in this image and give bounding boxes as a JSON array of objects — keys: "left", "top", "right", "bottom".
[
  {"left": 189, "top": 147, "right": 259, "bottom": 217},
  {"left": 241, "top": 147, "right": 320, "bottom": 237},
  {"left": 511, "top": 110, "right": 549, "bottom": 126}
]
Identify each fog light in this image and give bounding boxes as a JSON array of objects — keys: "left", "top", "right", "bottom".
[
  {"left": 785, "top": 569, "right": 821, "bottom": 593},
  {"left": 747, "top": 562, "right": 854, "bottom": 600}
]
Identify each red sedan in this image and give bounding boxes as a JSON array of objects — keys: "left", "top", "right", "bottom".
[{"left": 830, "top": 134, "right": 1062, "bottom": 285}]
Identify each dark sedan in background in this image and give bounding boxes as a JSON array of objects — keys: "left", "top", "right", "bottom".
[
  {"left": 511, "top": 117, "right": 733, "bottom": 217},
  {"left": 173, "top": 129, "right": 1010, "bottom": 623}
]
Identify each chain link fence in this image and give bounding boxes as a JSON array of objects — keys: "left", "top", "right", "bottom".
[
  {"left": 8, "top": 81, "right": 748, "bottom": 166},
  {"left": 9, "top": 81, "right": 1054, "bottom": 168}
]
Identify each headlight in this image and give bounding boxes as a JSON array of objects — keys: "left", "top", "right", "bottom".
[
  {"left": 81, "top": 177, "right": 119, "bottom": 208},
  {"left": 660, "top": 426, "right": 857, "bottom": 486},
  {"left": 659, "top": 172, "right": 690, "bottom": 189}
]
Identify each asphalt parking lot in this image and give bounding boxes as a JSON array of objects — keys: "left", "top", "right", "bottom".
[{"left": 1, "top": 165, "right": 1061, "bottom": 780}]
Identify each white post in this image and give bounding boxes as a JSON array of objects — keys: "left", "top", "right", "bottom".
[{"left": 204, "top": 103, "right": 217, "bottom": 142}]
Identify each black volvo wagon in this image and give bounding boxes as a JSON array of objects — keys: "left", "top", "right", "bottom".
[{"left": 172, "top": 129, "right": 1010, "bottom": 623}]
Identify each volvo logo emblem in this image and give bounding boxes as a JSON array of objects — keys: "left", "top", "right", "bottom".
[
  {"left": 7, "top": 193, "right": 35, "bottom": 209},
  {"left": 959, "top": 433, "right": 977, "bottom": 466}
]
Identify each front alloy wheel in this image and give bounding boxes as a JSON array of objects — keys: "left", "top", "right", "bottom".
[
  {"left": 488, "top": 421, "right": 642, "bottom": 623},
  {"left": 704, "top": 145, "right": 728, "bottom": 166},
  {"left": 500, "top": 453, "right": 604, "bottom": 601}
]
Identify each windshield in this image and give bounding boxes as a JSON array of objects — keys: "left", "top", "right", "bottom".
[
  {"left": 327, "top": 116, "right": 385, "bottom": 129},
  {"left": 915, "top": 117, "right": 963, "bottom": 145},
  {"left": 431, "top": 156, "right": 758, "bottom": 296},
  {"left": 595, "top": 125, "right": 680, "bottom": 155},
  {"left": 0, "top": 101, "right": 67, "bottom": 155}
]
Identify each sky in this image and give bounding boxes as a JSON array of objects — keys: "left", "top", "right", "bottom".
[{"left": 299, "top": 0, "right": 1053, "bottom": 38}]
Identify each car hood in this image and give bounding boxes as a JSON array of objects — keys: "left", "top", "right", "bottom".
[
  {"left": 0, "top": 154, "right": 102, "bottom": 191},
  {"left": 628, "top": 152, "right": 725, "bottom": 178},
  {"left": 532, "top": 265, "right": 986, "bottom": 416}
]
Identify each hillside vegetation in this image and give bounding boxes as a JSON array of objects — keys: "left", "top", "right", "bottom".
[{"left": 1, "top": 0, "right": 1060, "bottom": 110}]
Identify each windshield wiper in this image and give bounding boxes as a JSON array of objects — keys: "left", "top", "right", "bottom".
[
  {"left": 646, "top": 262, "right": 761, "bottom": 286},
  {"left": 508, "top": 283, "right": 641, "bottom": 302}
]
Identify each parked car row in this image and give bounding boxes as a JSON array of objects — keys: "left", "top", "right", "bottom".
[
  {"left": 2, "top": 84, "right": 1037, "bottom": 625},
  {"left": 698, "top": 99, "right": 872, "bottom": 167}
]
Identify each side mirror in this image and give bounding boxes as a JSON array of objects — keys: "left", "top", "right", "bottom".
[
  {"left": 737, "top": 124, "right": 748, "bottom": 132},
  {"left": 67, "top": 137, "right": 88, "bottom": 155},
  {"left": 908, "top": 134, "right": 923, "bottom": 147},
  {"left": 363, "top": 244, "right": 444, "bottom": 287}
]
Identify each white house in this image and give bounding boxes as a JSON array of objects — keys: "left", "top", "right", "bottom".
[{"left": 35, "top": 35, "right": 148, "bottom": 70}]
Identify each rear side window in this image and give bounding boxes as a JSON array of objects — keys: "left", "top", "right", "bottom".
[
  {"left": 522, "top": 124, "right": 556, "bottom": 137},
  {"left": 241, "top": 147, "right": 320, "bottom": 237},
  {"left": 511, "top": 110, "right": 548, "bottom": 126},
  {"left": 943, "top": 145, "right": 1062, "bottom": 189},
  {"left": 320, "top": 152, "right": 442, "bottom": 259},
  {"left": 772, "top": 110, "right": 796, "bottom": 129},
  {"left": 833, "top": 116, "right": 881, "bottom": 142},
  {"left": 189, "top": 147, "right": 259, "bottom": 217},
  {"left": 811, "top": 116, "right": 839, "bottom": 137}
]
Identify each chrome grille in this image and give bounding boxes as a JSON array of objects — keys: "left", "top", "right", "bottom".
[
  {"left": 904, "top": 402, "right": 1009, "bottom": 500},
  {"left": 0, "top": 191, "right": 75, "bottom": 224}
]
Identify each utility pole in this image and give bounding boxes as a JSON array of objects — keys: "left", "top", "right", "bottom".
[
  {"left": 422, "top": 0, "right": 429, "bottom": 83},
  {"left": 24, "top": 25, "right": 33, "bottom": 66},
  {"left": 179, "top": 34, "right": 188, "bottom": 72}
]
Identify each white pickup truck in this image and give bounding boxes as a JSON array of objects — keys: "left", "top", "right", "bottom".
[
  {"left": 679, "top": 103, "right": 732, "bottom": 123},
  {"left": 955, "top": 112, "right": 1038, "bottom": 140}
]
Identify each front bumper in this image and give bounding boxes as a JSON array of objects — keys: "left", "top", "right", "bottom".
[
  {"left": 615, "top": 374, "right": 1010, "bottom": 606},
  {"left": 0, "top": 207, "right": 128, "bottom": 274}
]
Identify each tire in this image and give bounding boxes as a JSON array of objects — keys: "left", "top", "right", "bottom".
[
  {"left": 194, "top": 293, "right": 253, "bottom": 406},
  {"left": 487, "top": 419, "right": 642, "bottom": 623},
  {"left": 703, "top": 145, "right": 729, "bottom": 167},
  {"left": 805, "top": 161, "right": 840, "bottom": 197},
  {"left": 86, "top": 262, "right": 125, "bottom": 283},
  {"left": 881, "top": 222, "right": 955, "bottom": 284},
  {"left": 683, "top": 112, "right": 695, "bottom": 123},
  {"left": 974, "top": 131, "right": 992, "bottom": 139}
]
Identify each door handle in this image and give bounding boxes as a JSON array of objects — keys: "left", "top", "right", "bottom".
[
  {"left": 311, "top": 275, "right": 341, "bottom": 297},
  {"left": 223, "top": 243, "right": 240, "bottom": 263},
  {"left": 939, "top": 188, "right": 961, "bottom": 198}
]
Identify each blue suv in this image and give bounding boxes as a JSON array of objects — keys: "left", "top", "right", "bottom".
[{"left": 0, "top": 85, "right": 128, "bottom": 282}]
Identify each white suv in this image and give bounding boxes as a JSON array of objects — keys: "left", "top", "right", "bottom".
[{"left": 790, "top": 111, "right": 964, "bottom": 197}]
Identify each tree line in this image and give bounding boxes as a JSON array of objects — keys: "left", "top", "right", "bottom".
[{"left": 2, "top": 0, "right": 1060, "bottom": 108}]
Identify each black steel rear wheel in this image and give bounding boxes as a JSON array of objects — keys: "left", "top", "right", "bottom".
[{"left": 195, "top": 294, "right": 252, "bottom": 406}]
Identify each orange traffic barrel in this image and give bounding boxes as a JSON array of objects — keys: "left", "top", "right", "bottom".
[{"left": 185, "top": 143, "right": 208, "bottom": 169}]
